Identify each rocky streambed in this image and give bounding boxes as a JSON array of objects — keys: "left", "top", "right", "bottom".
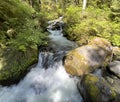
[{"left": 63, "top": 37, "right": 120, "bottom": 102}]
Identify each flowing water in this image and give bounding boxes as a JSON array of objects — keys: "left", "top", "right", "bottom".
[{"left": 0, "top": 25, "right": 83, "bottom": 102}]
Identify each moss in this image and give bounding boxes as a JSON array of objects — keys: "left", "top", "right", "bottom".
[
  {"left": 83, "top": 74, "right": 117, "bottom": 102},
  {"left": 84, "top": 74, "right": 100, "bottom": 102},
  {"left": 84, "top": 74, "right": 98, "bottom": 83},
  {"left": 0, "top": 47, "right": 38, "bottom": 85},
  {"left": 64, "top": 50, "right": 89, "bottom": 76},
  {"left": 111, "top": 89, "right": 117, "bottom": 100}
]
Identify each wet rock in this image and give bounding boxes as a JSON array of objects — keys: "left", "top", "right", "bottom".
[
  {"left": 63, "top": 37, "right": 112, "bottom": 76},
  {"left": 103, "top": 75, "right": 120, "bottom": 102},
  {"left": 47, "top": 17, "right": 64, "bottom": 30},
  {"left": 106, "top": 76, "right": 120, "bottom": 95},
  {"left": 78, "top": 74, "right": 117, "bottom": 102},
  {"left": 108, "top": 61, "right": 120, "bottom": 78}
]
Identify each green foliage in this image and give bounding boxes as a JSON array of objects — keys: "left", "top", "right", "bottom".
[
  {"left": 63, "top": 3, "right": 120, "bottom": 47},
  {"left": 0, "top": 0, "right": 34, "bottom": 21},
  {"left": 112, "top": 34, "right": 120, "bottom": 47},
  {"left": 64, "top": 5, "right": 81, "bottom": 26},
  {"left": 0, "top": 0, "right": 49, "bottom": 83},
  {"left": 88, "top": 0, "right": 112, "bottom": 8},
  {"left": 9, "top": 19, "right": 47, "bottom": 52},
  {"left": 0, "top": 0, "right": 48, "bottom": 52},
  {"left": 109, "top": 0, "right": 120, "bottom": 22},
  {"left": 0, "top": 31, "right": 7, "bottom": 43},
  {"left": 111, "top": 0, "right": 120, "bottom": 11},
  {"left": 40, "top": 2, "right": 63, "bottom": 20}
]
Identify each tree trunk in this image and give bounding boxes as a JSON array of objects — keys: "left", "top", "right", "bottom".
[{"left": 82, "top": 0, "right": 87, "bottom": 11}]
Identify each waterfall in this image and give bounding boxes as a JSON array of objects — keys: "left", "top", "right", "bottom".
[{"left": 0, "top": 19, "right": 83, "bottom": 102}]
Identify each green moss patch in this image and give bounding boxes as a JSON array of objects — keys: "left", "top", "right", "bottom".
[
  {"left": 0, "top": 47, "right": 38, "bottom": 85},
  {"left": 82, "top": 74, "right": 117, "bottom": 102}
]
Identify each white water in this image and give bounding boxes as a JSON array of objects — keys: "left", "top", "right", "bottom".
[
  {"left": 0, "top": 61, "right": 82, "bottom": 102},
  {"left": 0, "top": 23, "right": 83, "bottom": 102}
]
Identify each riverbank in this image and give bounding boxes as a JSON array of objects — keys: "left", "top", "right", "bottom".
[{"left": 0, "top": 0, "right": 48, "bottom": 85}]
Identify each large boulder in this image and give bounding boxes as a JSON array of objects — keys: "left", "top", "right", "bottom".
[
  {"left": 0, "top": 47, "right": 38, "bottom": 85},
  {"left": 63, "top": 37, "right": 112, "bottom": 76},
  {"left": 78, "top": 74, "right": 117, "bottom": 102}
]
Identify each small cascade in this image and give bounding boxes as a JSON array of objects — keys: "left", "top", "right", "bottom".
[
  {"left": 0, "top": 18, "right": 83, "bottom": 102},
  {"left": 37, "top": 51, "right": 66, "bottom": 69},
  {"left": 47, "top": 17, "right": 78, "bottom": 52}
]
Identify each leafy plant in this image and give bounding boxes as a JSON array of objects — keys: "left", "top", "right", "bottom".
[
  {"left": 112, "top": 34, "right": 120, "bottom": 47},
  {"left": 64, "top": 5, "right": 81, "bottom": 26}
]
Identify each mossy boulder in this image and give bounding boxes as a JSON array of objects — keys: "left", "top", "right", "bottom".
[
  {"left": 78, "top": 74, "right": 117, "bottom": 102},
  {"left": 0, "top": 47, "right": 38, "bottom": 85},
  {"left": 63, "top": 37, "right": 112, "bottom": 76}
]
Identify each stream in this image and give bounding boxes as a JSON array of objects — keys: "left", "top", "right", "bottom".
[{"left": 0, "top": 24, "right": 83, "bottom": 102}]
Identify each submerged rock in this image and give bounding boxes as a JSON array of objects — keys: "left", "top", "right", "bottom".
[
  {"left": 63, "top": 37, "right": 112, "bottom": 76},
  {"left": 78, "top": 74, "right": 117, "bottom": 102},
  {"left": 0, "top": 47, "right": 38, "bottom": 85}
]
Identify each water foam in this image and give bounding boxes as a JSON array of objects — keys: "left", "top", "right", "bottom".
[{"left": 0, "top": 61, "right": 83, "bottom": 102}]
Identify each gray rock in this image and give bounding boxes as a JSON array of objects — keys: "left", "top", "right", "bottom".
[
  {"left": 108, "top": 61, "right": 120, "bottom": 78},
  {"left": 106, "top": 76, "right": 120, "bottom": 102}
]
